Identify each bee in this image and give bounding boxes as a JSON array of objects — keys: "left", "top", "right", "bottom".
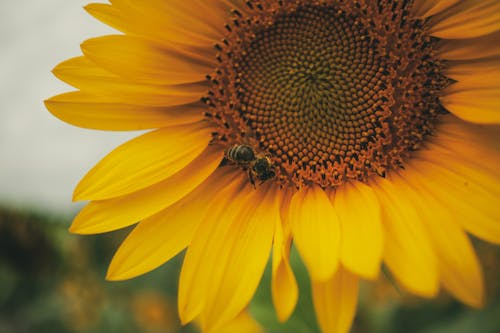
[
  {"left": 225, "top": 144, "right": 256, "bottom": 164},
  {"left": 225, "top": 144, "right": 276, "bottom": 186}
]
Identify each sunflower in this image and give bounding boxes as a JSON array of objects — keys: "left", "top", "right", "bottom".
[{"left": 46, "top": 0, "right": 500, "bottom": 332}]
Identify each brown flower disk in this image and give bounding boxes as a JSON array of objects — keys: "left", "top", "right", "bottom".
[{"left": 205, "top": 0, "right": 452, "bottom": 188}]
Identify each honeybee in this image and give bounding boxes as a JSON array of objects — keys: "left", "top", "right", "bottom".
[{"left": 225, "top": 144, "right": 276, "bottom": 186}]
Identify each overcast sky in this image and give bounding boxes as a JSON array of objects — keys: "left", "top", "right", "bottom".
[{"left": 0, "top": 1, "right": 136, "bottom": 213}]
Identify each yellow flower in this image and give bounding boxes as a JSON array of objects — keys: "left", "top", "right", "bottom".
[{"left": 46, "top": 1, "right": 500, "bottom": 332}]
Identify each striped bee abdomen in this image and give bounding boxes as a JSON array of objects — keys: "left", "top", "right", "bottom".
[{"left": 225, "top": 144, "right": 256, "bottom": 164}]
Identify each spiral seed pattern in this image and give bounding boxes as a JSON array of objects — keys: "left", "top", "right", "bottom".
[{"left": 205, "top": 0, "right": 451, "bottom": 188}]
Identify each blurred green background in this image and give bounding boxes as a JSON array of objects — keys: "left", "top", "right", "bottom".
[{"left": 1, "top": 205, "right": 499, "bottom": 333}]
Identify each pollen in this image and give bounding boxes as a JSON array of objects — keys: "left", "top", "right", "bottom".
[{"left": 205, "top": 0, "right": 452, "bottom": 188}]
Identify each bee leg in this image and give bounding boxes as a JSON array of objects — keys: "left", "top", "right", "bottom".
[{"left": 248, "top": 169, "right": 256, "bottom": 188}]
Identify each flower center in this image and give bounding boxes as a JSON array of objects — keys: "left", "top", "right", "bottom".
[{"left": 205, "top": 0, "right": 451, "bottom": 188}]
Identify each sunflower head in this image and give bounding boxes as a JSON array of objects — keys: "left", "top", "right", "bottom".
[{"left": 46, "top": 1, "right": 500, "bottom": 333}]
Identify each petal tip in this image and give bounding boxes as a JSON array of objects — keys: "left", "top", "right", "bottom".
[
  {"left": 73, "top": 178, "right": 93, "bottom": 201},
  {"left": 72, "top": 188, "right": 84, "bottom": 202},
  {"left": 83, "top": 3, "right": 95, "bottom": 12},
  {"left": 105, "top": 260, "right": 136, "bottom": 281},
  {"left": 360, "top": 266, "right": 380, "bottom": 281},
  {"left": 310, "top": 263, "right": 340, "bottom": 283},
  {"left": 178, "top": 307, "right": 194, "bottom": 326},
  {"left": 68, "top": 210, "right": 105, "bottom": 235},
  {"left": 80, "top": 38, "right": 96, "bottom": 56},
  {"left": 464, "top": 290, "right": 485, "bottom": 309},
  {"left": 43, "top": 99, "right": 52, "bottom": 110},
  {"left": 68, "top": 221, "right": 86, "bottom": 235},
  {"left": 105, "top": 268, "right": 122, "bottom": 281}
]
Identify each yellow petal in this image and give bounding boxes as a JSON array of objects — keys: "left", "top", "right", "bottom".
[
  {"left": 440, "top": 88, "right": 500, "bottom": 124},
  {"left": 146, "top": 0, "right": 228, "bottom": 37},
  {"left": 45, "top": 91, "right": 204, "bottom": 131},
  {"left": 108, "top": 0, "right": 226, "bottom": 46},
  {"left": 430, "top": 1, "right": 500, "bottom": 39},
  {"left": 85, "top": 3, "right": 126, "bottom": 33},
  {"left": 69, "top": 145, "right": 223, "bottom": 234},
  {"left": 289, "top": 185, "right": 340, "bottom": 281},
  {"left": 74, "top": 122, "right": 211, "bottom": 201},
  {"left": 373, "top": 176, "right": 440, "bottom": 298},
  {"left": 434, "top": 115, "right": 500, "bottom": 170},
  {"left": 440, "top": 63, "right": 500, "bottom": 124},
  {"left": 312, "top": 266, "right": 359, "bottom": 333},
  {"left": 401, "top": 163, "right": 485, "bottom": 308},
  {"left": 220, "top": 0, "right": 252, "bottom": 16},
  {"left": 85, "top": 2, "right": 219, "bottom": 61},
  {"left": 52, "top": 56, "right": 207, "bottom": 107},
  {"left": 215, "top": 310, "right": 263, "bottom": 333},
  {"left": 419, "top": 118, "right": 500, "bottom": 243},
  {"left": 440, "top": 100, "right": 500, "bottom": 124},
  {"left": 272, "top": 208, "right": 298, "bottom": 323},
  {"left": 279, "top": 186, "right": 294, "bottom": 236},
  {"left": 411, "top": 0, "right": 460, "bottom": 18},
  {"left": 81, "top": 35, "right": 212, "bottom": 85},
  {"left": 334, "top": 181, "right": 383, "bottom": 279},
  {"left": 418, "top": 147, "right": 500, "bottom": 244},
  {"left": 424, "top": 116, "right": 500, "bottom": 196},
  {"left": 201, "top": 184, "right": 280, "bottom": 333},
  {"left": 445, "top": 59, "right": 500, "bottom": 82},
  {"left": 439, "top": 31, "right": 500, "bottom": 60},
  {"left": 177, "top": 176, "right": 252, "bottom": 324},
  {"left": 106, "top": 168, "right": 239, "bottom": 281}
]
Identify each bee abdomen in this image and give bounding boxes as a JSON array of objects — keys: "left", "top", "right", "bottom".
[{"left": 226, "top": 144, "right": 255, "bottom": 163}]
